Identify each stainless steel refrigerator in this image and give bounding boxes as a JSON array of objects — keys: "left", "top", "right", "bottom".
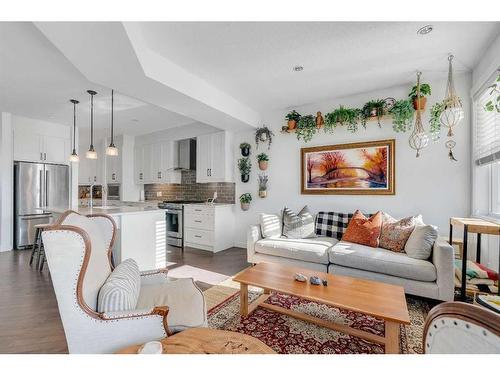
[{"left": 14, "top": 161, "right": 69, "bottom": 249}]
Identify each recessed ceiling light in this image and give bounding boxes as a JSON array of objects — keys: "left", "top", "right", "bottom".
[
  {"left": 417, "top": 25, "right": 433, "bottom": 35},
  {"left": 132, "top": 119, "right": 139, "bottom": 122},
  {"left": 293, "top": 65, "right": 304, "bottom": 72}
]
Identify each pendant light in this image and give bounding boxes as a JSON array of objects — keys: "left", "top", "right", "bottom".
[
  {"left": 86, "top": 90, "right": 98, "bottom": 159},
  {"left": 439, "top": 54, "right": 464, "bottom": 137},
  {"left": 69, "top": 99, "right": 80, "bottom": 163},
  {"left": 105, "top": 89, "right": 118, "bottom": 156},
  {"left": 408, "top": 71, "right": 429, "bottom": 157}
]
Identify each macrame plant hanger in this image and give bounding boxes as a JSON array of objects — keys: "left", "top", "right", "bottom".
[{"left": 408, "top": 71, "right": 429, "bottom": 157}]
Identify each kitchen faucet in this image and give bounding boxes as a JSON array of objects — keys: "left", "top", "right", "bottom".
[{"left": 89, "top": 183, "right": 95, "bottom": 209}]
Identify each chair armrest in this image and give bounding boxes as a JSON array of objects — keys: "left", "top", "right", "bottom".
[
  {"left": 102, "top": 305, "right": 172, "bottom": 336},
  {"left": 432, "top": 239, "right": 455, "bottom": 301},
  {"left": 140, "top": 268, "right": 169, "bottom": 286},
  {"left": 247, "top": 224, "right": 262, "bottom": 263}
]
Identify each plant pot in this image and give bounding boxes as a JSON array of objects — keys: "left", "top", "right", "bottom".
[
  {"left": 412, "top": 97, "right": 427, "bottom": 111},
  {"left": 258, "top": 190, "right": 267, "bottom": 198},
  {"left": 241, "top": 147, "right": 250, "bottom": 157},
  {"left": 287, "top": 120, "right": 297, "bottom": 130},
  {"left": 241, "top": 202, "right": 250, "bottom": 211},
  {"left": 258, "top": 161, "right": 268, "bottom": 170},
  {"left": 241, "top": 174, "right": 250, "bottom": 183}
]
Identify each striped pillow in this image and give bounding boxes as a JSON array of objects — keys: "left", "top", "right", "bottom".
[{"left": 97, "top": 259, "right": 141, "bottom": 313}]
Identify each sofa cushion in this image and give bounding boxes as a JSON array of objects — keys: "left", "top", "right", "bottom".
[
  {"left": 255, "top": 236, "right": 337, "bottom": 264},
  {"left": 405, "top": 223, "right": 438, "bottom": 260},
  {"left": 379, "top": 213, "right": 420, "bottom": 253},
  {"left": 342, "top": 211, "right": 382, "bottom": 248},
  {"left": 259, "top": 213, "right": 282, "bottom": 238},
  {"left": 329, "top": 241, "right": 437, "bottom": 282},
  {"left": 282, "top": 206, "right": 316, "bottom": 239},
  {"left": 315, "top": 211, "right": 372, "bottom": 240}
]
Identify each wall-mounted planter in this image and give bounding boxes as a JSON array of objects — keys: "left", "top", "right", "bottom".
[
  {"left": 258, "top": 160, "right": 268, "bottom": 170},
  {"left": 241, "top": 202, "right": 250, "bottom": 211},
  {"left": 241, "top": 174, "right": 250, "bottom": 183},
  {"left": 287, "top": 120, "right": 297, "bottom": 130},
  {"left": 259, "top": 190, "right": 267, "bottom": 198},
  {"left": 239, "top": 193, "right": 252, "bottom": 211},
  {"left": 241, "top": 146, "right": 250, "bottom": 157}
]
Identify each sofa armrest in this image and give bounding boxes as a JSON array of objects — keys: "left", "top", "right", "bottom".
[
  {"left": 432, "top": 239, "right": 455, "bottom": 301},
  {"left": 247, "top": 225, "right": 262, "bottom": 263}
]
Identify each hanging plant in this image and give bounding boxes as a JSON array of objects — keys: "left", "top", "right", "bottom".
[
  {"left": 258, "top": 174, "right": 268, "bottom": 198},
  {"left": 409, "top": 83, "right": 431, "bottom": 110},
  {"left": 362, "top": 99, "right": 386, "bottom": 127},
  {"left": 239, "top": 142, "right": 251, "bottom": 156},
  {"left": 295, "top": 115, "right": 316, "bottom": 142},
  {"left": 239, "top": 193, "right": 252, "bottom": 211},
  {"left": 255, "top": 125, "right": 274, "bottom": 149},
  {"left": 429, "top": 102, "right": 444, "bottom": 141},
  {"left": 325, "top": 106, "right": 363, "bottom": 133},
  {"left": 484, "top": 72, "right": 500, "bottom": 113},
  {"left": 238, "top": 157, "right": 252, "bottom": 183},
  {"left": 389, "top": 99, "right": 415, "bottom": 132},
  {"left": 257, "top": 152, "right": 269, "bottom": 170}
]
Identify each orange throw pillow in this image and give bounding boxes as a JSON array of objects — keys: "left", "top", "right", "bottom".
[{"left": 342, "top": 210, "right": 382, "bottom": 248}]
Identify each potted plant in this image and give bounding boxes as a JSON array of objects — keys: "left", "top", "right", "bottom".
[
  {"left": 258, "top": 174, "right": 268, "bottom": 198},
  {"left": 362, "top": 99, "right": 386, "bottom": 127},
  {"left": 239, "top": 142, "right": 251, "bottom": 157},
  {"left": 295, "top": 114, "right": 316, "bottom": 142},
  {"left": 324, "top": 106, "right": 363, "bottom": 133},
  {"left": 257, "top": 153, "right": 269, "bottom": 170},
  {"left": 409, "top": 83, "right": 431, "bottom": 110},
  {"left": 389, "top": 99, "right": 415, "bottom": 132},
  {"left": 238, "top": 157, "right": 251, "bottom": 183},
  {"left": 285, "top": 110, "right": 301, "bottom": 130},
  {"left": 239, "top": 193, "right": 252, "bottom": 211},
  {"left": 255, "top": 125, "right": 274, "bottom": 150}
]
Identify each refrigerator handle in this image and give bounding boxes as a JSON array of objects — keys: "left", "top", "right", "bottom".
[
  {"left": 45, "top": 170, "right": 49, "bottom": 207},
  {"left": 39, "top": 170, "right": 44, "bottom": 207}
]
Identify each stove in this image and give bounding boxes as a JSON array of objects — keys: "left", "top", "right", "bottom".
[{"left": 158, "top": 200, "right": 205, "bottom": 247}]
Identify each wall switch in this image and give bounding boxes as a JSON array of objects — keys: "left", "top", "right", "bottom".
[{"left": 156, "top": 191, "right": 162, "bottom": 197}]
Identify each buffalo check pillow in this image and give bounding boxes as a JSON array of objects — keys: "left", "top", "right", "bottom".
[{"left": 315, "top": 211, "right": 372, "bottom": 240}]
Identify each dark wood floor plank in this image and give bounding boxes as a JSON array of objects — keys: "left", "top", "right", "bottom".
[{"left": 0, "top": 246, "right": 248, "bottom": 354}]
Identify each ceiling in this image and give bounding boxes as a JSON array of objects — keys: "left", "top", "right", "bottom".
[
  {"left": 0, "top": 22, "right": 196, "bottom": 136},
  {"left": 137, "top": 22, "right": 500, "bottom": 110},
  {"left": 1, "top": 22, "right": 499, "bottom": 135}
]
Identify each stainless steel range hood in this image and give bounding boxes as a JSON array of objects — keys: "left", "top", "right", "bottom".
[{"left": 175, "top": 138, "right": 196, "bottom": 171}]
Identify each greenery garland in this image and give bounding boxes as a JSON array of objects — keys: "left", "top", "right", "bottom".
[
  {"left": 389, "top": 99, "right": 415, "bottom": 132},
  {"left": 295, "top": 115, "right": 316, "bottom": 142}
]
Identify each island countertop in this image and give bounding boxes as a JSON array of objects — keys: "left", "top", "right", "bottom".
[{"left": 41, "top": 205, "right": 166, "bottom": 217}]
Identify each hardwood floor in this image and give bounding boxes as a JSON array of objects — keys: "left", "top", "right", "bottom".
[{"left": 0, "top": 246, "right": 249, "bottom": 354}]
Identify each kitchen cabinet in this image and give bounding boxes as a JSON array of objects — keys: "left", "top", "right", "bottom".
[
  {"left": 78, "top": 157, "right": 101, "bottom": 185},
  {"left": 196, "top": 131, "right": 233, "bottom": 183},
  {"left": 13, "top": 129, "right": 70, "bottom": 165},
  {"left": 134, "top": 141, "right": 181, "bottom": 184},
  {"left": 183, "top": 204, "right": 235, "bottom": 252}
]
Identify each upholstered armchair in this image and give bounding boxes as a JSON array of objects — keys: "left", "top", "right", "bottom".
[
  {"left": 42, "top": 211, "right": 207, "bottom": 354},
  {"left": 424, "top": 302, "right": 500, "bottom": 353}
]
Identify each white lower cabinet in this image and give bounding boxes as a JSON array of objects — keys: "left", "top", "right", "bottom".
[{"left": 183, "top": 204, "right": 235, "bottom": 252}]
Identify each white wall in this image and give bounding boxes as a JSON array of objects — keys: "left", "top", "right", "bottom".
[
  {"left": 0, "top": 113, "right": 13, "bottom": 252},
  {"left": 134, "top": 121, "right": 220, "bottom": 145},
  {"left": 232, "top": 73, "right": 472, "bottom": 248}
]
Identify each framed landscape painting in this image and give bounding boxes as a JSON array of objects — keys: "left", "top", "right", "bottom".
[{"left": 301, "top": 139, "right": 395, "bottom": 195}]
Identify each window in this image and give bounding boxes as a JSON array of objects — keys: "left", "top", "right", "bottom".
[{"left": 474, "top": 73, "right": 500, "bottom": 219}]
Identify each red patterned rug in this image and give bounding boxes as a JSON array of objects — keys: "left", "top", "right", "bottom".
[{"left": 207, "top": 290, "right": 430, "bottom": 354}]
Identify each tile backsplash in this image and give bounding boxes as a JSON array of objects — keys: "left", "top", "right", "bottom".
[{"left": 144, "top": 170, "right": 235, "bottom": 203}]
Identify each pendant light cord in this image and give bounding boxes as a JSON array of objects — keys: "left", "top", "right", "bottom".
[
  {"left": 73, "top": 101, "right": 77, "bottom": 151},
  {"left": 110, "top": 89, "right": 114, "bottom": 146},
  {"left": 90, "top": 93, "right": 94, "bottom": 148}
]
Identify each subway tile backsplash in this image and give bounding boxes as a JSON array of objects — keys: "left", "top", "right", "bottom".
[{"left": 144, "top": 170, "right": 235, "bottom": 203}]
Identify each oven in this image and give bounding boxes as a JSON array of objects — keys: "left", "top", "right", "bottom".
[{"left": 165, "top": 206, "right": 183, "bottom": 247}]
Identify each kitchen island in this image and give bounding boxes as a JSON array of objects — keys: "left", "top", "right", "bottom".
[{"left": 43, "top": 203, "right": 167, "bottom": 271}]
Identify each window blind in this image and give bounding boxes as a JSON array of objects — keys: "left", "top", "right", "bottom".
[{"left": 475, "top": 85, "right": 500, "bottom": 166}]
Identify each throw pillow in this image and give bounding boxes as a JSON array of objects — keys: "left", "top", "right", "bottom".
[
  {"left": 315, "top": 211, "right": 371, "bottom": 240},
  {"left": 259, "top": 213, "right": 282, "bottom": 238},
  {"left": 379, "top": 212, "right": 421, "bottom": 253},
  {"left": 97, "top": 258, "right": 141, "bottom": 313},
  {"left": 404, "top": 223, "right": 438, "bottom": 260},
  {"left": 282, "top": 206, "right": 316, "bottom": 239},
  {"left": 342, "top": 210, "right": 382, "bottom": 248}
]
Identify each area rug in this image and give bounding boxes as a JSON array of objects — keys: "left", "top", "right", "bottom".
[{"left": 205, "top": 283, "right": 430, "bottom": 354}]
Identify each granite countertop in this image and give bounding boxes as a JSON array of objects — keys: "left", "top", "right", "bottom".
[
  {"left": 41, "top": 204, "right": 165, "bottom": 216},
  {"left": 183, "top": 202, "right": 235, "bottom": 207}
]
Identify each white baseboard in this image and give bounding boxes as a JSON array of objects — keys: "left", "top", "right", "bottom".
[{"left": 234, "top": 241, "right": 246, "bottom": 249}]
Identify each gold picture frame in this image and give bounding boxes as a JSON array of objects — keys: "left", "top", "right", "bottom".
[{"left": 301, "top": 139, "right": 395, "bottom": 195}]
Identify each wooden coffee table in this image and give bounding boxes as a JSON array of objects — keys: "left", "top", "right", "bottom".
[
  {"left": 233, "top": 262, "right": 410, "bottom": 354},
  {"left": 116, "top": 327, "right": 275, "bottom": 354}
]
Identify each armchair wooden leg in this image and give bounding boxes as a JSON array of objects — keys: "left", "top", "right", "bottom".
[{"left": 152, "top": 306, "right": 172, "bottom": 337}]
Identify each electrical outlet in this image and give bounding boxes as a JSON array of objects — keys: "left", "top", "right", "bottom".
[{"left": 156, "top": 191, "right": 162, "bottom": 197}]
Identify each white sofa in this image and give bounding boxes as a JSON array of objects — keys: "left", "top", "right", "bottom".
[{"left": 247, "top": 224, "right": 455, "bottom": 301}]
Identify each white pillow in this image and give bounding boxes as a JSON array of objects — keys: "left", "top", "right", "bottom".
[
  {"left": 97, "top": 258, "right": 141, "bottom": 313},
  {"left": 404, "top": 223, "right": 438, "bottom": 260},
  {"left": 282, "top": 206, "right": 316, "bottom": 239},
  {"left": 259, "top": 213, "right": 282, "bottom": 238}
]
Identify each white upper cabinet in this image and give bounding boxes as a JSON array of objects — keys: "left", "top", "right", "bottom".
[
  {"left": 13, "top": 117, "right": 70, "bottom": 165},
  {"left": 196, "top": 131, "right": 233, "bottom": 183},
  {"left": 134, "top": 141, "right": 181, "bottom": 185}
]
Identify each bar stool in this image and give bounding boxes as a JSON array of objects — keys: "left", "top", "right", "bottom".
[{"left": 29, "top": 223, "right": 51, "bottom": 271}]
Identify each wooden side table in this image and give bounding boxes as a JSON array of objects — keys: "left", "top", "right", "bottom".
[
  {"left": 449, "top": 217, "right": 500, "bottom": 300},
  {"left": 116, "top": 327, "right": 275, "bottom": 354}
]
